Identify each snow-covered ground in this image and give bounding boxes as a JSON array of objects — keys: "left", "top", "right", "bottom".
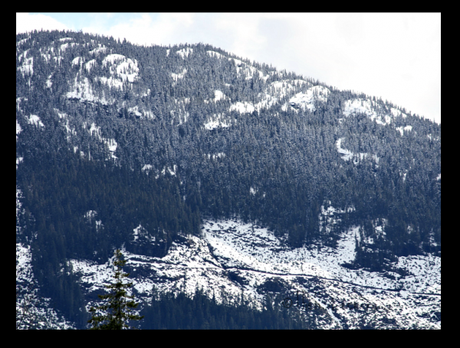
[
  {"left": 285, "top": 85, "right": 330, "bottom": 112},
  {"left": 62, "top": 215, "right": 440, "bottom": 329},
  {"left": 16, "top": 243, "right": 76, "bottom": 329},
  {"left": 342, "top": 98, "right": 400, "bottom": 126}
]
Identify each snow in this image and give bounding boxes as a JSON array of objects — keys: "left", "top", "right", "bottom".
[
  {"left": 288, "top": 85, "right": 331, "bottom": 112},
  {"left": 128, "top": 106, "right": 143, "bottom": 117},
  {"left": 16, "top": 120, "right": 22, "bottom": 137},
  {"left": 59, "top": 42, "right": 77, "bottom": 52},
  {"left": 207, "top": 50, "right": 225, "bottom": 59},
  {"left": 18, "top": 56, "right": 33, "bottom": 77},
  {"left": 84, "top": 210, "right": 103, "bottom": 230},
  {"left": 205, "top": 153, "right": 226, "bottom": 160},
  {"left": 89, "top": 46, "right": 107, "bottom": 55},
  {"left": 100, "top": 54, "right": 139, "bottom": 85},
  {"left": 84, "top": 210, "right": 98, "bottom": 220},
  {"left": 229, "top": 101, "right": 255, "bottom": 114},
  {"left": 71, "top": 57, "right": 83, "bottom": 66},
  {"left": 105, "top": 138, "right": 117, "bottom": 155},
  {"left": 171, "top": 68, "right": 187, "bottom": 81},
  {"left": 161, "top": 164, "right": 177, "bottom": 176},
  {"left": 343, "top": 98, "right": 376, "bottom": 117},
  {"left": 204, "top": 113, "right": 231, "bottom": 130},
  {"left": 391, "top": 107, "right": 407, "bottom": 118},
  {"left": 343, "top": 98, "right": 396, "bottom": 126},
  {"left": 102, "top": 53, "right": 125, "bottom": 65},
  {"left": 336, "top": 137, "right": 379, "bottom": 165},
  {"left": 16, "top": 241, "right": 77, "bottom": 329},
  {"left": 396, "top": 125, "right": 413, "bottom": 136},
  {"left": 85, "top": 122, "right": 117, "bottom": 159},
  {"left": 16, "top": 37, "right": 30, "bottom": 47},
  {"left": 16, "top": 243, "right": 34, "bottom": 284},
  {"left": 85, "top": 59, "right": 97, "bottom": 73},
  {"left": 141, "top": 164, "right": 153, "bottom": 172},
  {"left": 212, "top": 90, "right": 226, "bottom": 102},
  {"left": 28, "top": 114, "right": 44, "bottom": 128},
  {"left": 46, "top": 74, "right": 53, "bottom": 88},
  {"left": 66, "top": 76, "right": 110, "bottom": 103},
  {"left": 62, "top": 215, "right": 440, "bottom": 329},
  {"left": 176, "top": 47, "right": 193, "bottom": 58},
  {"left": 70, "top": 258, "right": 118, "bottom": 293},
  {"left": 16, "top": 157, "right": 23, "bottom": 169},
  {"left": 226, "top": 83, "right": 328, "bottom": 116}
]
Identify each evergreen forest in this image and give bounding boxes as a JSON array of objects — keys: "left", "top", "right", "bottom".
[{"left": 16, "top": 30, "right": 440, "bottom": 329}]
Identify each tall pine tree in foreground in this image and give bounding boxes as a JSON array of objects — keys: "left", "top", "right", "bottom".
[{"left": 88, "top": 249, "right": 143, "bottom": 330}]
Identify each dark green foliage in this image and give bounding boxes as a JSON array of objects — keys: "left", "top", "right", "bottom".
[
  {"left": 140, "top": 288, "right": 310, "bottom": 329},
  {"left": 16, "top": 30, "right": 440, "bottom": 327},
  {"left": 16, "top": 148, "right": 200, "bottom": 262},
  {"left": 88, "top": 249, "right": 144, "bottom": 329},
  {"left": 16, "top": 146, "right": 199, "bottom": 328}
]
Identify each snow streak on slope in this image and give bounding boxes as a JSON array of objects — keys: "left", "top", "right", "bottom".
[{"left": 336, "top": 138, "right": 379, "bottom": 165}]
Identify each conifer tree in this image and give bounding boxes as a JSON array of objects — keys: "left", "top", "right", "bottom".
[{"left": 88, "top": 249, "right": 143, "bottom": 330}]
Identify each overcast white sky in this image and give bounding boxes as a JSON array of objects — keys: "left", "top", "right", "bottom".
[{"left": 17, "top": 12, "right": 440, "bottom": 124}]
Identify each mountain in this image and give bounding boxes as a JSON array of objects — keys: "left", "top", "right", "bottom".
[{"left": 16, "top": 30, "right": 441, "bottom": 329}]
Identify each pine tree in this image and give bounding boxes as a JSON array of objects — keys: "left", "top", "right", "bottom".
[{"left": 88, "top": 249, "right": 143, "bottom": 330}]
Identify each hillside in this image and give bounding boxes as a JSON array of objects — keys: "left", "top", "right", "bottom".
[{"left": 16, "top": 30, "right": 440, "bottom": 329}]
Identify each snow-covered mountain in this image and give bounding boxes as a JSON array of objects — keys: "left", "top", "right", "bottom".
[{"left": 16, "top": 30, "right": 440, "bottom": 329}]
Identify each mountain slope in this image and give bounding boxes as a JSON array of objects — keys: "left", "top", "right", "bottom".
[{"left": 16, "top": 30, "right": 440, "bottom": 329}]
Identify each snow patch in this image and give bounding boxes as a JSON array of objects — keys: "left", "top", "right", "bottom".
[
  {"left": 161, "top": 165, "right": 177, "bottom": 176},
  {"left": 85, "top": 122, "right": 117, "bottom": 159},
  {"left": 205, "top": 90, "right": 226, "bottom": 103},
  {"left": 205, "top": 153, "right": 226, "bottom": 160},
  {"left": 16, "top": 120, "right": 22, "bottom": 138},
  {"left": 343, "top": 98, "right": 393, "bottom": 125},
  {"left": 101, "top": 54, "right": 139, "bottom": 85},
  {"left": 67, "top": 76, "right": 110, "bottom": 104},
  {"left": 336, "top": 138, "right": 379, "bottom": 165},
  {"left": 142, "top": 164, "right": 153, "bottom": 172},
  {"left": 18, "top": 56, "right": 33, "bottom": 77},
  {"left": 89, "top": 45, "right": 107, "bottom": 55},
  {"left": 204, "top": 113, "right": 232, "bottom": 130},
  {"left": 229, "top": 101, "right": 255, "bottom": 114},
  {"left": 28, "top": 115, "right": 44, "bottom": 128},
  {"left": 391, "top": 107, "right": 407, "bottom": 118},
  {"left": 176, "top": 47, "right": 193, "bottom": 58},
  {"left": 288, "top": 85, "right": 330, "bottom": 112},
  {"left": 396, "top": 125, "right": 413, "bottom": 136},
  {"left": 171, "top": 68, "right": 187, "bottom": 81}
]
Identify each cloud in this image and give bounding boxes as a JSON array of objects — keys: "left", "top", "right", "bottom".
[{"left": 16, "top": 13, "right": 69, "bottom": 34}]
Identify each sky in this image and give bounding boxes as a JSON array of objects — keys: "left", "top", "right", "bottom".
[{"left": 16, "top": 12, "right": 441, "bottom": 124}]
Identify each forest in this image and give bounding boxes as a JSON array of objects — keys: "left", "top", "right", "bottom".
[{"left": 16, "top": 30, "right": 440, "bottom": 329}]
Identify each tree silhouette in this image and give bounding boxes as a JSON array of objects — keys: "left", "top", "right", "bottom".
[{"left": 88, "top": 249, "right": 143, "bottom": 330}]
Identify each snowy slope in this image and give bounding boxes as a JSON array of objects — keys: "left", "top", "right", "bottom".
[{"left": 65, "top": 215, "right": 439, "bottom": 329}]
